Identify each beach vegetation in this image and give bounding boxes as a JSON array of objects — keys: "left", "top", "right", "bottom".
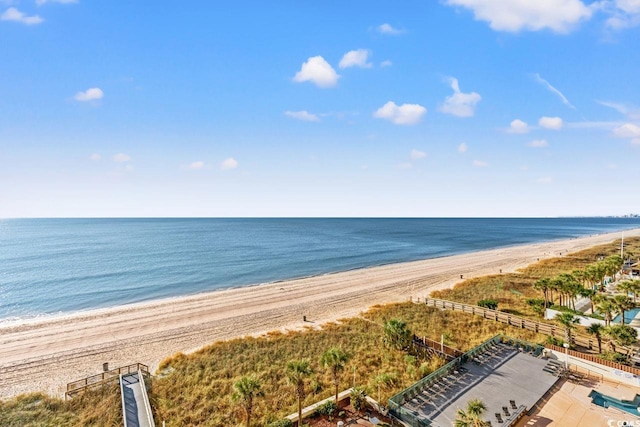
[
  {"left": 232, "top": 375, "right": 263, "bottom": 427},
  {"left": 287, "top": 359, "right": 313, "bottom": 425},
  {"left": 454, "top": 398, "right": 490, "bottom": 427},
  {"left": 586, "top": 323, "right": 604, "bottom": 353},
  {"left": 382, "top": 318, "right": 412, "bottom": 350},
  {"left": 477, "top": 299, "right": 498, "bottom": 310},
  {"left": 320, "top": 347, "right": 350, "bottom": 403},
  {"left": 554, "top": 312, "right": 580, "bottom": 345},
  {"left": 349, "top": 386, "right": 367, "bottom": 411}
]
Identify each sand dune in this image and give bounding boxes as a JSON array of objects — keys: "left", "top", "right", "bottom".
[{"left": 1, "top": 228, "right": 638, "bottom": 399}]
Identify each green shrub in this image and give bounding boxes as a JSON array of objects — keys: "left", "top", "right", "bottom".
[
  {"left": 267, "top": 419, "right": 293, "bottom": 427},
  {"left": 314, "top": 400, "right": 337, "bottom": 416},
  {"left": 350, "top": 386, "right": 367, "bottom": 411},
  {"left": 477, "top": 299, "right": 498, "bottom": 310}
]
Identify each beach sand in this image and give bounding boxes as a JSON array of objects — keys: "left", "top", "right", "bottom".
[{"left": 1, "top": 228, "right": 638, "bottom": 399}]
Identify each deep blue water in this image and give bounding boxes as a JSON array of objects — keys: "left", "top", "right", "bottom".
[{"left": 1, "top": 218, "right": 639, "bottom": 322}]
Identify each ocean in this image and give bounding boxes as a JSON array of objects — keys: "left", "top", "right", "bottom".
[{"left": 1, "top": 218, "right": 638, "bottom": 322}]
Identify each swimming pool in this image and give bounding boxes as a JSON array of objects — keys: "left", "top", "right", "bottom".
[
  {"left": 589, "top": 390, "right": 640, "bottom": 417},
  {"left": 613, "top": 307, "right": 640, "bottom": 325}
]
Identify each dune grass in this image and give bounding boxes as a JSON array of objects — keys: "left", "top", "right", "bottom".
[
  {"left": 148, "top": 302, "right": 547, "bottom": 426},
  {"left": 431, "top": 237, "right": 640, "bottom": 318},
  {"left": 0, "top": 385, "right": 122, "bottom": 427}
]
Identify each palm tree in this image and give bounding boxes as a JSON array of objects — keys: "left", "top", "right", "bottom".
[
  {"left": 617, "top": 281, "right": 638, "bottom": 303},
  {"left": 595, "top": 297, "right": 615, "bottom": 327},
  {"left": 586, "top": 323, "right": 604, "bottom": 354},
  {"left": 555, "top": 312, "right": 580, "bottom": 345},
  {"left": 232, "top": 375, "right": 263, "bottom": 427},
  {"left": 383, "top": 319, "right": 412, "bottom": 350},
  {"left": 320, "top": 347, "right": 350, "bottom": 402},
  {"left": 286, "top": 359, "right": 313, "bottom": 424},
  {"left": 578, "top": 288, "right": 597, "bottom": 314},
  {"left": 533, "top": 278, "right": 551, "bottom": 308},
  {"left": 454, "top": 398, "right": 490, "bottom": 427},
  {"left": 604, "top": 324, "right": 638, "bottom": 356},
  {"left": 612, "top": 295, "right": 634, "bottom": 325}
]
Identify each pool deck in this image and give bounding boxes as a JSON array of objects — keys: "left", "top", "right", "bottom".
[{"left": 519, "top": 376, "right": 640, "bottom": 426}]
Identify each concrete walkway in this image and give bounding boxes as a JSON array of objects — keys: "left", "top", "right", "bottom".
[{"left": 120, "top": 371, "right": 155, "bottom": 427}]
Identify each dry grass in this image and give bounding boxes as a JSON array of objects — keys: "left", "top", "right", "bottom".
[
  {"left": 431, "top": 237, "right": 640, "bottom": 318},
  {"left": 0, "top": 385, "right": 121, "bottom": 427}
]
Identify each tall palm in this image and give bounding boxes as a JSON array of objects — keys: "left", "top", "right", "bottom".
[
  {"left": 604, "top": 324, "right": 638, "bottom": 356},
  {"left": 586, "top": 323, "right": 604, "bottom": 354},
  {"left": 533, "top": 278, "right": 551, "bottom": 308},
  {"left": 617, "top": 281, "right": 638, "bottom": 303},
  {"left": 555, "top": 312, "right": 580, "bottom": 345},
  {"left": 595, "top": 297, "right": 614, "bottom": 327},
  {"left": 320, "top": 347, "right": 350, "bottom": 402},
  {"left": 578, "top": 288, "right": 597, "bottom": 314},
  {"left": 454, "top": 398, "right": 489, "bottom": 427},
  {"left": 286, "top": 359, "right": 313, "bottom": 424},
  {"left": 232, "top": 375, "right": 263, "bottom": 427},
  {"left": 612, "top": 295, "right": 634, "bottom": 325},
  {"left": 383, "top": 319, "right": 412, "bottom": 350}
]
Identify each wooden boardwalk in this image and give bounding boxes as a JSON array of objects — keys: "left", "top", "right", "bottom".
[{"left": 120, "top": 370, "right": 155, "bottom": 427}]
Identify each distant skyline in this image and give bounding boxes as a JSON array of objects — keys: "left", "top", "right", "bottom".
[{"left": 1, "top": 1, "right": 639, "bottom": 217}]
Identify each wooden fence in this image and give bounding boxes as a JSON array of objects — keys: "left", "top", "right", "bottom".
[
  {"left": 66, "top": 363, "right": 149, "bottom": 399},
  {"left": 413, "top": 335, "right": 464, "bottom": 360},
  {"left": 546, "top": 343, "right": 640, "bottom": 376},
  {"left": 424, "top": 297, "right": 636, "bottom": 356}
]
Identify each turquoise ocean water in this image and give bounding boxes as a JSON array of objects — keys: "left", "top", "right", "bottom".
[{"left": 1, "top": 218, "right": 639, "bottom": 322}]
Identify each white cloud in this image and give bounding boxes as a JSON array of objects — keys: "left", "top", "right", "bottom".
[
  {"left": 508, "top": 119, "right": 530, "bottom": 134},
  {"left": 473, "top": 160, "right": 488, "bottom": 167},
  {"left": 598, "top": 101, "right": 640, "bottom": 120},
  {"left": 1, "top": 7, "right": 43, "bottom": 24},
  {"left": 36, "top": 0, "right": 77, "bottom": 5},
  {"left": 458, "top": 143, "right": 468, "bottom": 153},
  {"left": 533, "top": 74, "right": 575, "bottom": 109},
  {"left": 398, "top": 162, "right": 413, "bottom": 169},
  {"left": 444, "top": 0, "right": 592, "bottom": 33},
  {"left": 113, "top": 153, "right": 131, "bottom": 163},
  {"left": 284, "top": 110, "right": 320, "bottom": 122},
  {"left": 89, "top": 153, "right": 101, "bottom": 161},
  {"left": 528, "top": 139, "right": 549, "bottom": 148},
  {"left": 537, "top": 176, "right": 553, "bottom": 184},
  {"left": 380, "top": 60, "right": 393, "bottom": 68},
  {"left": 613, "top": 123, "right": 640, "bottom": 144},
  {"left": 221, "top": 158, "right": 238, "bottom": 170},
  {"left": 373, "top": 101, "right": 427, "bottom": 125},
  {"left": 605, "top": 0, "right": 640, "bottom": 29},
  {"left": 339, "top": 49, "right": 372, "bottom": 69},
  {"left": 377, "top": 23, "right": 403, "bottom": 35},
  {"left": 439, "top": 77, "right": 481, "bottom": 117},
  {"left": 410, "top": 149, "right": 427, "bottom": 160},
  {"left": 74, "top": 87, "right": 104, "bottom": 102},
  {"left": 293, "top": 56, "right": 339, "bottom": 88},
  {"left": 539, "top": 116, "right": 564, "bottom": 129},
  {"left": 187, "top": 161, "right": 205, "bottom": 170}
]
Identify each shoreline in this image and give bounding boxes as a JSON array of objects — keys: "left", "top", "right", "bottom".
[
  {"left": 1, "top": 228, "right": 639, "bottom": 399},
  {"left": 3, "top": 226, "right": 638, "bottom": 328}
]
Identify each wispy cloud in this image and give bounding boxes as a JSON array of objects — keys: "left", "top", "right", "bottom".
[
  {"left": 89, "top": 153, "right": 101, "bottom": 161},
  {"left": 458, "top": 143, "right": 468, "bottom": 153},
  {"left": 528, "top": 139, "right": 549, "bottom": 148},
  {"left": 36, "top": 0, "right": 77, "bottom": 5},
  {"left": 187, "top": 161, "right": 205, "bottom": 170},
  {"left": 113, "top": 153, "right": 131, "bottom": 163},
  {"left": 380, "top": 60, "right": 393, "bottom": 67},
  {"left": 410, "top": 149, "right": 427, "bottom": 160},
  {"left": 284, "top": 110, "right": 320, "bottom": 122},
  {"left": 533, "top": 74, "right": 575, "bottom": 109},
  {"left": 537, "top": 176, "right": 553, "bottom": 184},
  {"left": 221, "top": 158, "right": 238, "bottom": 170},
  {"left": 293, "top": 56, "right": 339, "bottom": 88},
  {"left": 373, "top": 101, "right": 427, "bottom": 125},
  {"left": 376, "top": 23, "right": 404, "bottom": 35},
  {"left": 473, "top": 160, "right": 488, "bottom": 167},
  {"left": 1, "top": 7, "right": 43, "bottom": 24},
  {"left": 597, "top": 100, "right": 640, "bottom": 120},
  {"left": 339, "top": 49, "right": 372, "bottom": 69},
  {"left": 613, "top": 123, "right": 640, "bottom": 144},
  {"left": 439, "top": 77, "right": 481, "bottom": 117}
]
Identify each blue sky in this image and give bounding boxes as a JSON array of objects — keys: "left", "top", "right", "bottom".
[{"left": 1, "top": 0, "right": 639, "bottom": 217}]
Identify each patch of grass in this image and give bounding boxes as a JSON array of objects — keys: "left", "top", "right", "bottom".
[{"left": 0, "top": 385, "right": 121, "bottom": 427}]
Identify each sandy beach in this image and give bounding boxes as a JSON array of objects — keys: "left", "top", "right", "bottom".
[{"left": 1, "top": 228, "right": 638, "bottom": 400}]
